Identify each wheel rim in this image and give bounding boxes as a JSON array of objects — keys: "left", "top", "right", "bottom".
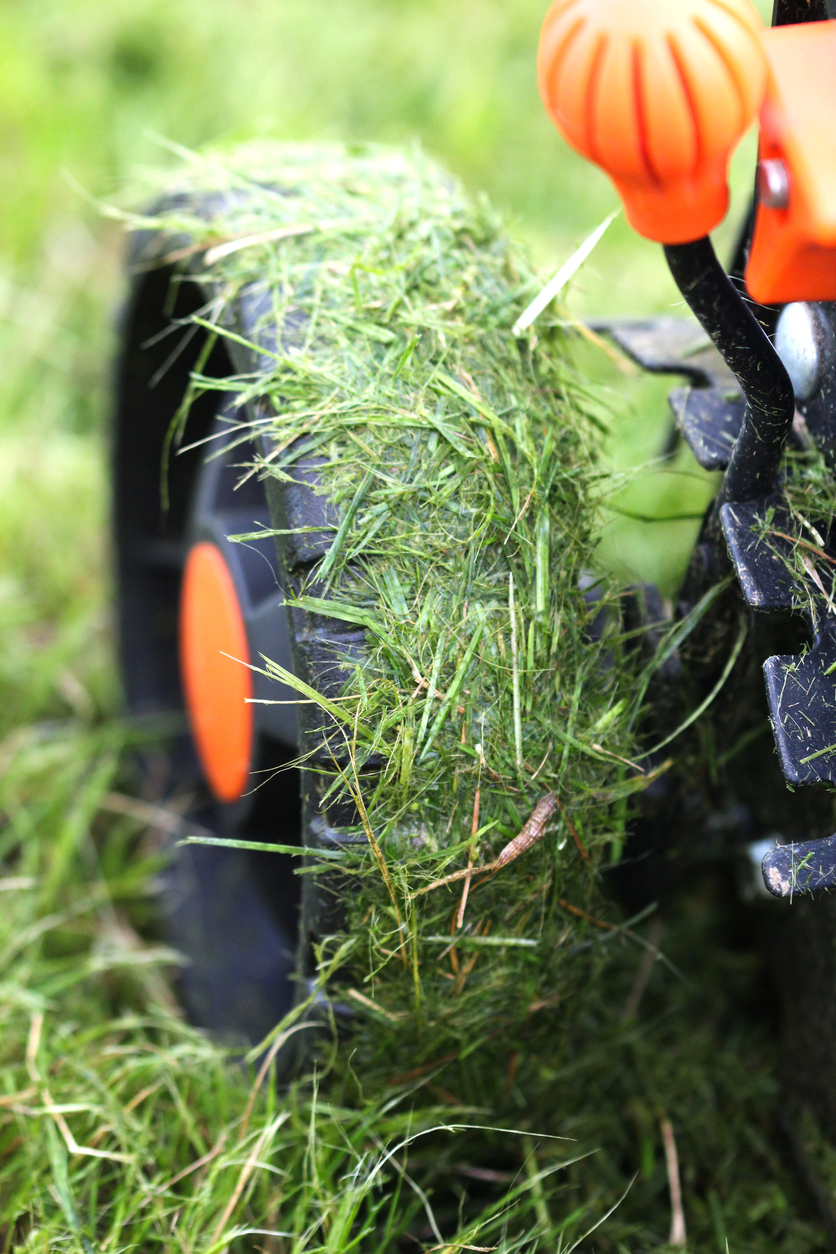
[
  {"left": 181, "top": 404, "right": 299, "bottom": 805},
  {"left": 180, "top": 541, "right": 254, "bottom": 803}
]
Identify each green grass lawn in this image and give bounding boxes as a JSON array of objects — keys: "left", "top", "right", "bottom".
[
  {"left": 0, "top": 0, "right": 775, "bottom": 724},
  {"left": 0, "top": 0, "right": 774, "bottom": 732},
  {"left": 4, "top": 0, "right": 830, "bottom": 1249}
]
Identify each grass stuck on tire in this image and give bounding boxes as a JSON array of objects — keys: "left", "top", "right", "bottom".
[
  {"left": 144, "top": 140, "right": 644, "bottom": 1080},
  {"left": 1, "top": 143, "right": 829, "bottom": 1252}
]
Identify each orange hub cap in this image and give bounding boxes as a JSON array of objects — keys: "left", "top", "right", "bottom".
[{"left": 180, "top": 542, "right": 253, "bottom": 803}]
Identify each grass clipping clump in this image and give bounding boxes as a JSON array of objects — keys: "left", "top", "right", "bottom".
[{"left": 148, "top": 141, "right": 651, "bottom": 1092}]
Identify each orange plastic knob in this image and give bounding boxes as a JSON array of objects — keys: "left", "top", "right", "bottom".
[
  {"left": 537, "top": 0, "right": 768, "bottom": 244},
  {"left": 180, "top": 542, "right": 253, "bottom": 804}
]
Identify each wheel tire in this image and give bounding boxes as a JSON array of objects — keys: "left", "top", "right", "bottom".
[
  {"left": 113, "top": 239, "right": 312, "bottom": 1047},
  {"left": 115, "top": 184, "right": 384, "bottom": 1052}
]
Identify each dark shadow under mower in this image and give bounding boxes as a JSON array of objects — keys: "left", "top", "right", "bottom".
[{"left": 111, "top": 0, "right": 836, "bottom": 1228}]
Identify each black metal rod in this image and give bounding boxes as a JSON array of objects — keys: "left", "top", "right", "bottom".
[
  {"left": 772, "top": 0, "right": 828, "bottom": 26},
  {"left": 664, "top": 237, "right": 794, "bottom": 506}
]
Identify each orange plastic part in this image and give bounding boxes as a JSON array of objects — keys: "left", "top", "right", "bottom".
[
  {"left": 537, "top": 0, "right": 767, "bottom": 244},
  {"left": 180, "top": 542, "right": 253, "bottom": 804},
  {"left": 745, "top": 21, "right": 836, "bottom": 305}
]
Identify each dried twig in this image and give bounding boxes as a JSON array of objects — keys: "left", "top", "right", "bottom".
[
  {"left": 123, "top": 1080, "right": 164, "bottom": 1113},
  {"left": 661, "top": 1116, "right": 687, "bottom": 1247},
  {"left": 330, "top": 726, "right": 407, "bottom": 963},
  {"left": 204, "top": 217, "right": 360, "bottom": 265},
  {"left": 589, "top": 742, "right": 644, "bottom": 772},
  {"left": 803, "top": 554, "right": 836, "bottom": 616},
  {"left": 156, "top": 1130, "right": 228, "bottom": 1194},
  {"left": 564, "top": 312, "right": 638, "bottom": 373},
  {"left": 25, "top": 1012, "right": 42, "bottom": 1085},
  {"left": 448, "top": 907, "right": 460, "bottom": 975},
  {"left": 239, "top": 1022, "right": 314, "bottom": 1143},
  {"left": 504, "top": 486, "right": 536, "bottom": 543},
  {"left": 453, "top": 951, "right": 479, "bottom": 996},
  {"left": 453, "top": 920, "right": 488, "bottom": 994},
  {"left": 415, "top": 792, "right": 558, "bottom": 896},
  {"left": 99, "top": 791, "right": 208, "bottom": 839},
  {"left": 0, "top": 1086, "right": 36, "bottom": 1108},
  {"left": 493, "top": 793, "right": 557, "bottom": 869},
  {"left": 529, "top": 743, "right": 552, "bottom": 781},
  {"left": 386, "top": 1028, "right": 505, "bottom": 1087},
  {"left": 349, "top": 769, "right": 406, "bottom": 957},
  {"left": 346, "top": 988, "right": 404, "bottom": 1022},
  {"left": 154, "top": 218, "right": 367, "bottom": 270},
  {"left": 386, "top": 1050, "right": 461, "bottom": 1087}
]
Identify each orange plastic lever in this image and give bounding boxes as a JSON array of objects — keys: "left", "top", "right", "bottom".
[
  {"left": 745, "top": 20, "right": 836, "bottom": 305},
  {"left": 537, "top": 0, "right": 767, "bottom": 244}
]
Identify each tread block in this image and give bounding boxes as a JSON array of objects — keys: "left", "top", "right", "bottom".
[
  {"left": 720, "top": 501, "right": 801, "bottom": 611},
  {"left": 668, "top": 387, "right": 745, "bottom": 471},
  {"left": 589, "top": 316, "right": 736, "bottom": 388},
  {"left": 291, "top": 631, "right": 370, "bottom": 759},
  {"left": 762, "top": 833, "right": 836, "bottom": 897},
  {"left": 306, "top": 814, "right": 367, "bottom": 852},
  {"left": 293, "top": 630, "right": 366, "bottom": 695},
  {"left": 264, "top": 460, "right": 338, "bottom": 569},
  {"left": 764, "top": 639, "right": 836, "bottom": 784}
]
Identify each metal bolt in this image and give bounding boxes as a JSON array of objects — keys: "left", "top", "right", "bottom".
[
  {"left": 774, "top": 302, "right": 823, "bottom": 401},
  {"left": 757, "top": 157, "right": 790, "bottom": 209}
]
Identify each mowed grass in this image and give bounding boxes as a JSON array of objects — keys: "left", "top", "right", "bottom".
[{"left": 2, "top": 0, "right": 827, "bottom": 1250}]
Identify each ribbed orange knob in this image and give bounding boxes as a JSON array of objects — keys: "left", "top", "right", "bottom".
[{"left": 537, "top": 0, "right": 768, "bottom": 244}]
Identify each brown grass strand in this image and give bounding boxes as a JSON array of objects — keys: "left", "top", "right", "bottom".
[
  {"left": 456, "top": 786, "right": 480, "bottom": 929},
  {"left": 661, "top": 1116, "right": 687, "bottom": 1247},
  {"left": 416, "top": 792, "right": 561, "bottom": 897}
]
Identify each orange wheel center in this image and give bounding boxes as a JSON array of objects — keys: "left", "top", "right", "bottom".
[{"left": 179, "top": 542, "right": 253, "bottom": 803}]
